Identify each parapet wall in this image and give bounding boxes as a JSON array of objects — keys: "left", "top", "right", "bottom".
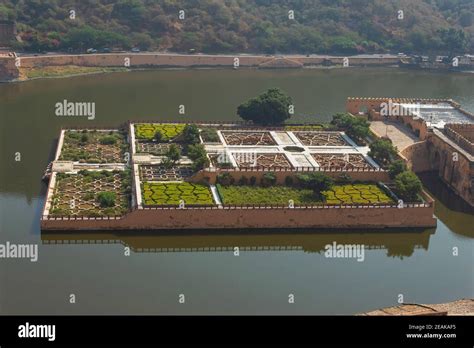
[
  {"left": 445, "top": 124, "right": 474, "bottom": 155},
  {"left": 345, "top": 97, "right": 454, "bottom": 115},
  {"left": 193, "top": 167, "right": 390, "bottom": 184},
  {"left": 41, "top": 203, "right": 436, "bottom": 230},
  {"left": 0, "top": 55, "right": 19, "bottom": 80}
]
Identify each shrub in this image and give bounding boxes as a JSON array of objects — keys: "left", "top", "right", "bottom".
[
  {"left": 80, "top": 134, "right": 89, "bottom": 143},
  {"left": 331, "top": 113, "right": 370, "bottom": 143},
  {"left": 99, "top": 135, "right": 117, "bottom": 145},
  {"left": 249, "top": 176, "right": 257, "bottom": 186},
  {"left": 297, "top": 172, "right": 334, "bottom": 197},
  {"left": 154, "top": 130, "right": 164, "bottom": 142},
  {"left": 285, "top": 176, "right": 294, "bottom": 186},
  {"left": 160, "top": 157, "right": 174, "bottom": 169},
  {"left": 217, "top": 172, "right": 234, "bottom": 186},
  {"left": 200, "top": 128, "right": 219, "bottom": 142},
  {"left": 165, "top": 144, "right": 181, "bottom": 163},
  {"left": 238, "top": 176, "right": 249, "bottom": 186},
  {"left": 187, "top": 144, "right": 209, "bottom": 171},
  {"left": 183, "top": 124, "right": 201, "bottom": 144},
  {"left": 394, "top": 171, "right": 422, "bottom": 202},
  {"left": 261, "top": 172, "right": 277, "bottom": 187},
  {"left": 96, "top": 191, "right": 116, "bottom": 208},
  {"left": 368, "top": 139, "right": 397, "bottom": 166},
  {"left": 191, "top": 156, "right": 210, "bottom": 171},
  {"left": 337, "top": 173, "right": 352, "bottom": 184},
  {"left": 388, "top": 160, "right": 407, "bottom": 180},
  {"left": 187, "top": 144, "right": 206, "bottom": 161}
]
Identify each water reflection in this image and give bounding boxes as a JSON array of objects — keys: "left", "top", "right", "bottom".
[
  {"left": 41, "top": 228, "right": 434, "bottom": 259},
  {"left": 419, "top": 172, "right": 474, "bottom": 238}
]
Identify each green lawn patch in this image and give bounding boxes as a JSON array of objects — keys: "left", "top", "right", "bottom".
[
  {"left": 217, "top": 185, "right": 318, "bottom": 205},
  {"left": 142, "top": 182, "right": 214, "bottom": 205},
  {"left": 135, "top": 123, "right": 186, "bottom": 141}
]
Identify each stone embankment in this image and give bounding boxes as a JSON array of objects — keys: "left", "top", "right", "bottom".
[{"left": 0, "top": 52, "right": 400, "bottom": 81}]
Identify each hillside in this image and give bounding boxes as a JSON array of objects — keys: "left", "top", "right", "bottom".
[{"left": 0, "top": 0, "right": 473, "bottom": 54}]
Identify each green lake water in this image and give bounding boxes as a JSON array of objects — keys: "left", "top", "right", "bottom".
[{"left": 0, "top": 68, "right": 473, "bottom": 314}]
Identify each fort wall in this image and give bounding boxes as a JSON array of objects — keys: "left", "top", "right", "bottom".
[{"left": 41, "top": 202, "right": 436, "bottom": 231}]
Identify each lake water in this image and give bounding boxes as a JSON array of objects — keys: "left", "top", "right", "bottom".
[{"left": 0, "top": 68, "right": 473, "bottom": 314}]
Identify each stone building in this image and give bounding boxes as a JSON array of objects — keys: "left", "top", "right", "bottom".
[{"left": 346, "top": 97, "right": 474, "bottom": 207}]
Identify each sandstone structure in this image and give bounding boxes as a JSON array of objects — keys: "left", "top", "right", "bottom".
[{"left": 347, "top": 97, "right": 474, "bottom": 207}]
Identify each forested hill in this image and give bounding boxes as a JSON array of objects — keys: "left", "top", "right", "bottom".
[{"left": 0, "top": 0, "right": 473, "bottom": 54}]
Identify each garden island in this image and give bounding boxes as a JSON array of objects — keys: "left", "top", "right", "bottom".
[{"left": 41, "top": 89, "right": 438, "bottom": 231}]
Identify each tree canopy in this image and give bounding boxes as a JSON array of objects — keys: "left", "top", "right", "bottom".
[
  {"left": 368, "top": 139, "right": 398, "bottom": 166},
  {"left": 394, "top": 171, "right": 422, "bottom": 202},
  {"left": 237, "top": 88, "right": 293, "bottom": 125},
  {"left": 1, "top": 0, "right": 472, "bottom": 53}
]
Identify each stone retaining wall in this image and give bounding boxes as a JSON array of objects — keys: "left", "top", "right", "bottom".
[
  {"left": 0, "top": 53, "right": 401, "bottom": 80},
  {"left": 193, "top": 167, "right": 390, "bottom": 184},
  {"left": 41, "top": 202, "right": 436, "bottom": 230}
]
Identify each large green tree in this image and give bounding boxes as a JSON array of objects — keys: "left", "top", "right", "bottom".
[
  {"left": 394, "top": 171, "right": 422, "bottom": 202},
  {"left": 237, "top": 88, "right": 293, "bottom": 125},
  {"left": 368, "top": 139, "right": 398, "bottom": 166}
]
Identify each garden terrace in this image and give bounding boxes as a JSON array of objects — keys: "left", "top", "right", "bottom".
[
  {"left": 221, "top": 131, "right": 276, "bottom": 146},
  {"left": 139, "top": 165, "right": 193, "bottom": 181},
  {"left": 322, "top": 184, "right": 393, "bottom": 204},
  {"left": 232, "top": 153, "right": 293, "bottom": 169},
  {"left": 141, "top": 182, "right": 215, "bottom": 206},
  {"left": 311, "top": 153, "right": 374, "bottom": 170},
  {"left": 135, "top": 123, "right": 186, "bottom": 141},
  {"left": 216, "top": 183, "right": 395, "bottom": 206},
  {"left": 59, "top": 130, "right": 128, "bottom": 163},
  {"left": 48, "top": 170, "right": 131, "bottom": 217},
  {"left": 136, "top": 141, "right": 184, "bottom": 155},
  {"left": 294, "top": 131, "right": 348, "bottom": 146}
]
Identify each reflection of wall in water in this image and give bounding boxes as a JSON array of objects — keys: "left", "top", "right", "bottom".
[{"left": 42, "top": 229, "right": 434, "bottom": 259}]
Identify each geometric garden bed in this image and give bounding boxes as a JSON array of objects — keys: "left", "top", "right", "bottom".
[
  {"left": 49, "top": 170, "right": 131, "bottom": 217},
  {"left": 142, "top": 182, "right": 214, "bottom": 206}
]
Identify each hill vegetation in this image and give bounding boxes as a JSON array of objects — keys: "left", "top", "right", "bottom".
[{"left": 0, "top": 0, "right": 472, "bottom": 54}]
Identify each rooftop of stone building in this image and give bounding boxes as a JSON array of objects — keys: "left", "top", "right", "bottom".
[{"left": 396, "top": 102, "right": 473, "bottom": 128}]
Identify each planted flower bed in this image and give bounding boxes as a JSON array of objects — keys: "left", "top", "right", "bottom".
[
  {"left": 136, "top": 141, "right": 184, "bottom": 155},
  {"left": 59, "top": 130, "right": 128, "bottom": 163},
  {"left": 322, "top": 184, "right": 393, "bottom": 204},
  {"left": 312, "top": 153, "right": 373, "bottom": 170},
  {"left": 295, "top": 131, "right": 347, "bottom": 146},
  {"left": 135, "top": 123, "right": 186, "bottom": 141},
  {"left": 233, "top": 153, "right": 293, "bottom": 169},
  {"left": 142, "top": 182, "right": 215, "bottom": 205},
  {"left": 221, "top": 131, "right": 276, "bottom": 145},
  {"left": 216, "top": 183, "right": 394, "bottom": 206},
  {"left": 49, "top": 170, "right": 131, "bottom": 217},
  {"left": 140, "top": 165, "right": 193, "bottom": 181}
]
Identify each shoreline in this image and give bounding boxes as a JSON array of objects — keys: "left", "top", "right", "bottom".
[
  {"left": 1, "top": 52, "right": 473, "bottom": 83},
  {"left": 5, "top": 63, "right": 472, "bottom": 84}
]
